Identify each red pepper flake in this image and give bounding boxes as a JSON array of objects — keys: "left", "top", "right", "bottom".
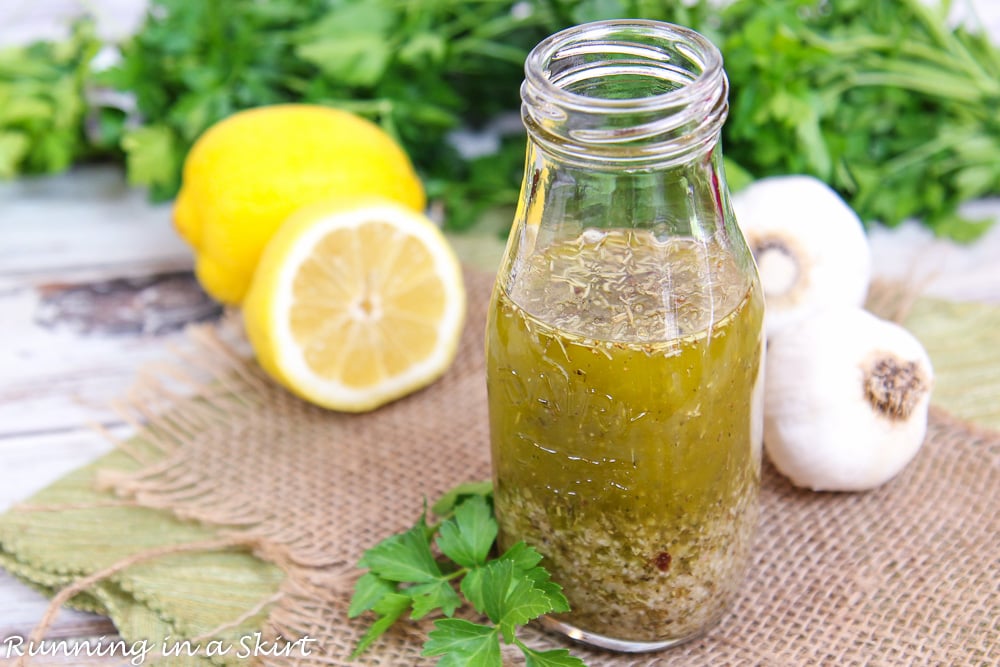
[{"left": 654, "top": 551, "right": 672, "bottom": 572}]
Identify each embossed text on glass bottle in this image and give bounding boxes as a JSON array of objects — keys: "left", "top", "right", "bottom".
[{"left": 485, "top": 20, "right": 765, "bottom": 652}]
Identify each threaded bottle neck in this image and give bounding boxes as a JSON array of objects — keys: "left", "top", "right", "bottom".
[{"left": 521, "top": 20, "right": 728, "bottom": 170}]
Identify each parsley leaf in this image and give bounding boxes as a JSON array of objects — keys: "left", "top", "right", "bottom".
[
  {"left": 350, "top": 592, "right": 411, "bottom": 658},
  {"left": 120, "top": 124, "right": 181, "bottom": 198},
  {"left": 359, "top": 515, "right": 442, "bottom": 583},
  {"left": 495, "top": 542, "right": 570, "bottom": 613},
  {"left": 431, "top": 480, "right": 493, "bottom": 517},
  {"left": 496, "top": 540, "right": 543, "bottom": 570},
  {"left": 518, "top": 643, "right": 589, "bottom": 667},
  {"left": 409, "top": 579, "right": 463, "bottom": 620},
  {"left": 347, "top": 572, "right": 397, "bottom": 618},
  {"left": 436, "top": 494, "right": 497, "bottom": 568},
  {"left": 424, "top": 619, "right": 501, "bottom": 667},
  {"left": 520, "top": 564, "right": 570, "bottom": 615},
  {"left": 466, "top": 558, "right": 555, "bottom": 643},
  {"left": 0, "top": 133, "right": 30, "bottom": 178}
]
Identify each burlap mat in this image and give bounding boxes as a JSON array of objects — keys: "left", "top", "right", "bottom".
[{"left": 8, "top": 270, "right": 1000, "bottom": 666}]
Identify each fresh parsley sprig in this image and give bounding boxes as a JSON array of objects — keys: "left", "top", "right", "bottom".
[{"left": 349, "top": 485, "right": 586, "bottom": 667}]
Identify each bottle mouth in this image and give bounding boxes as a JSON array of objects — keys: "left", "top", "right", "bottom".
[{"left": 521, "top": 20, "right": 728, "bottom": 168}]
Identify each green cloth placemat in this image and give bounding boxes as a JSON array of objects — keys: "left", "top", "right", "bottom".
[
  {"left": 0, "top": 436, "right": 284, "bottom": 666},
  {"left": 904, "top": 297, "right": 1000, "bottom": 431}
]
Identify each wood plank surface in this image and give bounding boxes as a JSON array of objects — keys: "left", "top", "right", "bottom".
[
  {"left": 0, "top": 429, "right": 122, "bottom": 512},
  {"left": 0, "top": 268, "right": 219, "bottom": 437},
  {"left": 0, "top": 168, "right": 190, "bottom": 279}
]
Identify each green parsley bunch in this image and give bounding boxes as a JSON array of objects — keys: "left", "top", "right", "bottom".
[{"left": 349, "top": 483, "right": 587, "bottom": 666}]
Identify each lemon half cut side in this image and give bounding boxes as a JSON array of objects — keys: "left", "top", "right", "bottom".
[{"left": 243, "top": 199, "right": 466, "bottom": 412}]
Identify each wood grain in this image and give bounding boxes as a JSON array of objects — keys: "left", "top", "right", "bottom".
[{"left": 0, "top": 273, "right": 217, "bottom": 437}]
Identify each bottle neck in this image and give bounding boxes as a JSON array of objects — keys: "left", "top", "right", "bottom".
[
  {"left": 517, "top": 141, "right": 733, "bottom": 242},
  {"left": 520, "top": 20, "right": 728, "bottom": 171}
]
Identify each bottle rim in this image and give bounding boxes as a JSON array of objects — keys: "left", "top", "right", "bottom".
[
  {"left": 521, "top": 19, "right": 728, "bottom": 167},
  {"left": 524, "top": 19, "right": 724, "bottom": 112}
]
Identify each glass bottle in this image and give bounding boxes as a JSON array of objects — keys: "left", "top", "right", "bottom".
[{"left": 485, "top": 20, "right": 765, "bottom": 652}]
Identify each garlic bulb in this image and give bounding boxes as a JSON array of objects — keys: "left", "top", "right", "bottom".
[
  {"left": 764, "top": 307, "right": 933, "bottom": 492},
  {"left": 732, "top": 176, "right": 872, "bottom": 337}
]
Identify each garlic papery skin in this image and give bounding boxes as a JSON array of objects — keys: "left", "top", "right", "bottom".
[
  {"left": 732, "top": 175, "right": 872, "bottom": 338},
  {"left": 764, "top": 307, "right": 933, "bottom": 492}
]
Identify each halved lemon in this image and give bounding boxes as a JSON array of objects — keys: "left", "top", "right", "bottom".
[{"left": 242, "top": 199, "right": 466, "bottom": 412}]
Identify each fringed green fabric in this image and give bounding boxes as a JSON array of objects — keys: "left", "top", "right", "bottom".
[
  {"left": 0, "top": 440, "right": 284, "bottom": 666},
  {"left": 904, "top": 298, "right": 1000, "bottom": 431}
]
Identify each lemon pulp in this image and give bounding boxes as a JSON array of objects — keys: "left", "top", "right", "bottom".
[{"left": 243, "top": 199, "right": 465, "bottom": 412}]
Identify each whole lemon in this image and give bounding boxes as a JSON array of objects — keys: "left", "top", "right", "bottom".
[{"left": 174, "top": 104, "right": 425, "bottom": 304}]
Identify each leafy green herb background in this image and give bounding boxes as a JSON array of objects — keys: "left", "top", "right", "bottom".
[{"left": 1, "top": 0, "right": 998, "bottom": 239}]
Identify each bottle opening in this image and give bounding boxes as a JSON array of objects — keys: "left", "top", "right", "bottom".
[
  {"left": 563, "top": 68, "right": 687, "bottom": 99},
  {"left": 522, "top": 20, "right": 728, "bottom": 167}
]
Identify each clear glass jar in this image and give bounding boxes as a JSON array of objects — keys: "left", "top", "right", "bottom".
[{"left": 485, "top": 20, "right": 765, "bottom": 652}]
